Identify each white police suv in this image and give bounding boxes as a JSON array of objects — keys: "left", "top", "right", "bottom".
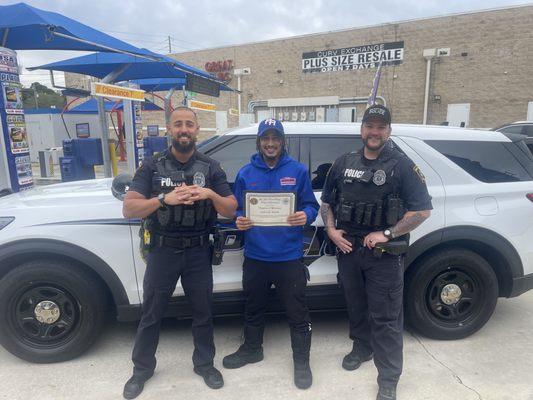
[{"left": 0, "top": 122, "right": 532, "bottom": 363}]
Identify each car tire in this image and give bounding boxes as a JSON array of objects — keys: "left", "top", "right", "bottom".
[
  {"left": 405, "top": 248, "right": 498, "bottom": 340},
  {"left": 0, "top": 260, "right": 108, "bottom": 363}
]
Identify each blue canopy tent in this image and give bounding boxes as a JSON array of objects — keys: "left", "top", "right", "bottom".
[
  {"left": 28, "top": 50, "right": 233, "bottom": 91},
  {"left": 129, "top": 77, "right": 233, "bottom": 93},
  {"left": 0, "top": 2, "right": 158, "bottom": 58},
  {"left": 24, "top": 33, "right": 234, "bottom": 177},
  {"left": 0, "top": 2, "right": 168, "bottom": 186},
  {"left": 67, "top": 98, "right": 163, "bottom": 113},
  {"left": 129, "top": 78, "right": 186, "bottom": 92},
  {"left": 29, "top": 53, "right": 235, "bottom": 148}
]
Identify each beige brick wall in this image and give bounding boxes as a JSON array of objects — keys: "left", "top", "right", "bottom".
[{"left": 66, "top": 5, "right": 533, "bottom": 132}]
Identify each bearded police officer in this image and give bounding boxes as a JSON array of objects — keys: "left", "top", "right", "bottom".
[
  {"left": 320, "top": 105, "right": 432, "bottom": 400},
  {"left": 122, "top": 107, "right": 237, "bottom": 399},
  {"left": 222, "top": 119, "right": 319, "bottom": 389}
]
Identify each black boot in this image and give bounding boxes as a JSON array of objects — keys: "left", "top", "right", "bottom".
[
  {"left": 290, "top": 329, "right": 312, "bottom": 390},
  {"left": 223, "top": 325, "right": 264, "bottom": 369},
  {"left": 342, "top": 340, "right": 373, "bottom": 371},
  {"left": 376, "top": 385, "right": 397, "bottom": 400},
  {"left": 123, "top": 372, "right": 153, "bottom": 400}
]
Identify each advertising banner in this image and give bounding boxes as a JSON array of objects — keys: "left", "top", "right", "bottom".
[
  {"left": 302, "top": 41, "right": 404, "bottom": 73},
  {"left": 133, "top": 102, "right": 144, "bottom": 166},
  {"left": 0, "top": 47, "right": 33, "bottom": 191}
]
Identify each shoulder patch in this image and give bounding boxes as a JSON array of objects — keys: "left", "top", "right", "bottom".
[{"left": 413, "top": 165, "right": 426, "bottom": 183}]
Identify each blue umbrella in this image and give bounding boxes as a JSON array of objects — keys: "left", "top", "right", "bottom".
[
  {"left": 0, "top": 2, "right": 157, "bottom": 58},
  {"left": 128, "top": 77, "right": 233, "bottom": 93},
  {"left": 67, "top": 98, "right": 163, "bottom": 113},
  {"left": 28, "top": 50, "right": 227, "bottom": 85},
  {"left": 128, "top": 77, "right": 187, "bottom": 92}
]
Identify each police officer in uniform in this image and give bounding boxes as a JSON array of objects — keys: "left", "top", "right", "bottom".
[
  {"left": 122, "top": 107, "right": 237, "bottom": 399},
  {"left": 320, "top": 105, "right": 432, "bottom": 400},
  {"left": 222, "top": 119, "right": 319, "bottom": 389}
]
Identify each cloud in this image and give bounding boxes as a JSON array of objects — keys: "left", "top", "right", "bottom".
[{"left": 3, "top": 0, "right": 530, "bottom": 87}]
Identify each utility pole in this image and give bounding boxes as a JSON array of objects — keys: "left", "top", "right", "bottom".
[{"left": 168, "top": 36, "right": 172, "bottom": 54}]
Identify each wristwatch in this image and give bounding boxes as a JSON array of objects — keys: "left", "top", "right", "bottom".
[
  {"left": 383, "top": 228, "right": 394, "bottom": 240},
  {"left": 157, "top": 193, "right": 166, "bottom": 208}
]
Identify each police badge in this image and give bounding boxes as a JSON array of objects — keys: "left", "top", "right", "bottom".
[
  {"left": 373, "top": 169, "right": 386, "bottom": 186},
  {"left": 193, "top": 171, "right": 206, "bottom": 187}
]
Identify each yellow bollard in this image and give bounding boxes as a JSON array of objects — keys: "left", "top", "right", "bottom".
[{"left": 109, "top": 141, "right": 118, "bottom": 177}]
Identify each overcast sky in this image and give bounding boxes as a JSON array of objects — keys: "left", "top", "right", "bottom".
[{"left": 3, "top": 0, "right": 531, "bottom": 88}]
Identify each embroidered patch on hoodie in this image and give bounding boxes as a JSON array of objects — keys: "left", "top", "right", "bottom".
[{"left": 280, "top": 177, "right": 296, "bottom": 185}]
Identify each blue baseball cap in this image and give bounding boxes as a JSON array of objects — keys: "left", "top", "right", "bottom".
[{"left": 257, "top": 118, "right": 284, "bottom": 137}]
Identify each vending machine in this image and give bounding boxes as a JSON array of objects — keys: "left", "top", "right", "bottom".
[{"left": 0, "top": 47, "right": 34, "bottom": 192}]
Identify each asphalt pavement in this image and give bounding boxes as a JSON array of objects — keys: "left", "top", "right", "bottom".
[{"left": 1, "top": 291, "right": 533, "bottom": 400}]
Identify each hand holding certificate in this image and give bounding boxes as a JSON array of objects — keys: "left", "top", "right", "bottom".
[{"left": 244, "top": 192, "right": 296, "bottom": 227}]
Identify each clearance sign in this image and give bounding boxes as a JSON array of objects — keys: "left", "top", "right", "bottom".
[
  {"left": 188, "top": 100, "right": 216, "bottom": 112},
  {"left": 302, "top": 41, "right": 404, "bottom": 73},
  {"left": 91, "top": 82, "right": 145, "bottom": 101}
]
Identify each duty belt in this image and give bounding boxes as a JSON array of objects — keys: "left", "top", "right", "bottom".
[{"left": 153, "top": 234, "right": 209, "bottom": 249}]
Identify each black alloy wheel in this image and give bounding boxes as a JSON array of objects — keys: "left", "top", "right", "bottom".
[
  {"left": 11, "top": 284, "right": 80, "bottom": 348},
  {"left": 426, "top": 269, "right": 482, "bottom": 324},
  {"left": 405, "top": 248, "right": 498, "bottom": 340},
  {"left": 0, "top": 260, "right": 108, "bottom": 363}
]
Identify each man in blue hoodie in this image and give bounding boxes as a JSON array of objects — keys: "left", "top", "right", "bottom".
[{"left": 222, "top": 118, "right": 319, "bottom": 389}]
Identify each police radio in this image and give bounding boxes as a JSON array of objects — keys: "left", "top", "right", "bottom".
[{"left": 170, "top": 171, "right": 186, "bottom": 185}]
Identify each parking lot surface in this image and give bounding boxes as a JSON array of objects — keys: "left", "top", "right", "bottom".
[{"left": 1, "top": 291, "right": 532, "bottom": 400}]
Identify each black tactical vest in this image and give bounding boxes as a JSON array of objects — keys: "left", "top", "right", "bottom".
[
  {"left": 335, "top": 148, "right": 404, "bottom": 234},
  {"left": 147, "top": 152, "right": 216, "bottom": 235}
]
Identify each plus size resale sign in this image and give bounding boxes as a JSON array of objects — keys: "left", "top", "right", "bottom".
[{"left": 302, "top": 41, "right": 404, "bottom": 73}]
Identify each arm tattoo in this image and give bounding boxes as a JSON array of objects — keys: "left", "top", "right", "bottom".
[
  {"left": 391, "top": 211, "right": 428, "bottom": 237},
  {"left": 320, "top": 203, "right": 335, "bottom": 230}
]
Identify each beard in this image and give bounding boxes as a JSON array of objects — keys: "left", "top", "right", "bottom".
[
  {"left": 172, "top": 134, "right": 196, "bottom": 153},
  {"left": 362, "top": 136, "right": 387, "bottom": 152}
]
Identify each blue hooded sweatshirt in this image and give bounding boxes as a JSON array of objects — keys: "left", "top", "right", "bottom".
[{"left": 233, "top": 152, "right": 319, "bottom": 262}]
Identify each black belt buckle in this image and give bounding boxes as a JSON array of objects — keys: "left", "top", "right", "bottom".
[
  {"left": 182, "top": 237, "right": 192, "bottom": 248},
  {"left": 155, "top": 234, "right": 207, "bottom": 249}
]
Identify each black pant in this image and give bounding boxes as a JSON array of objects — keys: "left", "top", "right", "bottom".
[
  {"left": 243, "top": 257, "right": 311, "bottom": 335},
  {"left": 132, "top": 243, "right": 215, "bottom": 378},
  {"left": 338, "top": 245, "right": 404, "bottom": 388}
]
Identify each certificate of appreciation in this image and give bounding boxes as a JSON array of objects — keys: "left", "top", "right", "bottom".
[{"left": 245, "top": 192, "right": 296, "bottom": 226}]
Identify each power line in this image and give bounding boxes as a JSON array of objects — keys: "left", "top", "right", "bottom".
[
  {"left": 169, "top": 36, "right": 203, "bottom": 47},
  {"left": 169, "top": 41, "right": 198, "bottom": 51},
  {"left": 121, "top": 38, "right": 169, "bottom": 46},
  {"left": 103, "top": 28, "right": 204, "bottom": 49},
  {"left": 104, "top": 29, "right": 171, "bottom": 38}
]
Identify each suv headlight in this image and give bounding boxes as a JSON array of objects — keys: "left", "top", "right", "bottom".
[{"left": 0, "top": 217, "right": 15, "bottom": 230}]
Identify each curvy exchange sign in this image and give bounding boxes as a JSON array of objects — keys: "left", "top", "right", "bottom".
[{"left": 302, "top": 41, "right": 404, "bottom": 73}]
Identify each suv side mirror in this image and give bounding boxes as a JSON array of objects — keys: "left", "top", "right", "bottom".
[{"left": 111, "top": 173, "right": 132, "bottom": 201}]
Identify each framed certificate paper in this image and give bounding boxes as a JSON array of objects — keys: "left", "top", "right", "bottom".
[{"left": 245, "top": 191, "right": 296, "bottom": 226}]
